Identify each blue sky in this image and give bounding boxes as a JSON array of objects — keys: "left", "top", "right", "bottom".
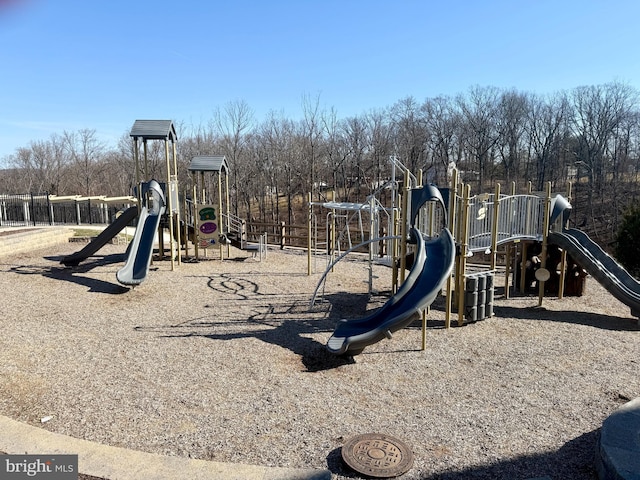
[{"left": 1, "top": 0, "right": 639, "bottom": 162}]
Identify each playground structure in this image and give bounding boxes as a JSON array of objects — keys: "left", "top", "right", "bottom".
[
  {"left": 61, "top": 120, "right": 182, "bottom": 285},
  {"left": 57, "top": 126, "right": 639, "bottom": 335},
  {"left": 185, "top": 155, "right": 267, "bottom": 261},
  {"left": 312, "top": 159, "right": 640, "bottom": 355},
  {"left": 61, "top": 120, "right": 269, "bottom": 285}
]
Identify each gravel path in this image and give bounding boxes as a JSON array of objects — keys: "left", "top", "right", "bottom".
[{"left": 0, "top": 240, "right": 638, "bottom": 479}]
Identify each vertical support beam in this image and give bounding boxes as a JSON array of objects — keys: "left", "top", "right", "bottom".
[
  {"left": 391, "top": 187, "right": 400, "bottom": 294},
  {"left": 193, "top": 185, "right": 199, "bottom": 260},
  {"left": 557, "top": 182, "right": 572, "bottom": 299},
  {"left": 538, "top": 182, "right": 552, "bottom": 307},
  {"left": 519, "top": 241, "right": 528, "bottom": 295},
  {"left": 505, "top": 242, "right": 512, "bottom": 299},
  {"left": 307, "top": 192, "right": 312, "bottom": 276},
  {"left": 421, "top": 310, "right": 427, "bottom": 351},
  {"left": 225, "top": 172, "right": 231, "bottom": 258},
  {"left": 399, "top": 169, "right": 410, "bottom": 284},
  {"left": 368, "top": 196, "right": 375, "bottom": 293},
  {"left": 165, "top": 139, "right": 175, "bottom": 271},
  {"left": 143, "top": 140, "right": 149, "bottom": 180},
  {"left": 445, "top": 168, "right": 458, "bottom": 329},
  {"left": 490, "top": 183, "right": 500, "bottom": 271},
  {"left": 173, "top": 140, "right": 181, "bottom": 266},
  {"left": 218, "top": 169, "right": 224, "bottom": 261},
  {"left": 457, "top": 184, "right": 471, "bottom": 326},
  {"left": 133, "top": 138, "right": 141, "bottom": 187}
]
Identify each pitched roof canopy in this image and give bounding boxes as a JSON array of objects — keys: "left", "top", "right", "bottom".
[
  {"left": 130, "top": 120, "right": 177, "bottom": 141},
  {"left": 188, "top": 155, "right": 229, "bottom": 174}
]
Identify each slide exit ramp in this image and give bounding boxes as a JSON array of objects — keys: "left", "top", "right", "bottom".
[
  {"left": 549, "top": 228, "right": 640, "bottom": 318},
  {"left": 116, "top": 180, "right": 165, "bottom": 287}
]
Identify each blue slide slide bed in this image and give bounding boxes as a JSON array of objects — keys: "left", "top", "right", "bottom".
[{"left": 327, "top": 227, "right": 455, "bottom": 356}]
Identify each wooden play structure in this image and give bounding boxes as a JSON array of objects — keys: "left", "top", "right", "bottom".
[{"left": 309, "top": 158, "right": 580, "bottom": 338}]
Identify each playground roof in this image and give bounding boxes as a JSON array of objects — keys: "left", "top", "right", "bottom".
[
  {"left": 130, "top": 120, "right": 177, "bottom": 141},
  {"left": 188, "top": 155, "right": 229, "bottom": 173}
]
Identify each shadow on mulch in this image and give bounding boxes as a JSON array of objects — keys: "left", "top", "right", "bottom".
[
  {"left": 323, "top": 430, "right": 600, "bottom": 479},
  {"left": 9, "top": 253, "right": 131, "bottom": 294},
  {"left": 420, "top": 430, "right": 599, "bottom": 480},
  {"left": 494, "top": 304, "right": 640, "bottom": 331}
]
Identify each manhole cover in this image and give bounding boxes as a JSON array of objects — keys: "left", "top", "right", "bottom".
[{"left": 341, "top": 433, "right": 414, "bottom": 478}]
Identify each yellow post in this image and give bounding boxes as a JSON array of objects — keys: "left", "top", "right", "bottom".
[
  {"left": 399, "top": 169, "right": 410, "bottom": 284},
  {"left": 421, "top": 310, "right": 427, "bottom": 351},
  {"left": 330, "top": 190, "right": 336, "bottom": 272},
  {"left": 193, "top": 185, "right": 199, "bottom": 260},
  {"left": 445, "top": 168, "right": 458, "bottom": 329},
  {"left": 307, "top": 192, "right": 312, "bottom": 276},
  {"left": 458, "top": 184, "right": 471, "bottom": 326},
  {"left": 557, "top": 182, "right": 572, "bottom": 299},
  {"left": 391, "top": 187, "right": 401, "bottom": 294},
  {"left": 133, "top": 138, "right": 141, "bottom": 187},
  {"left": 225, "top": 173, "right": 231, "bottom": 258},
  {"left": 143, "top": 139, "right": 149, "bottom": 179},
  {"left": 164, "top": 139, "right": 175, "bottom": 270},
  {"left": 490, "top": 183, "right": 500, "bottom": 271},
  {"left": 537, "top": 182, "right": 552, "bottom": 307},
  {"left": 173, "top": 140, "right": 181, "bottom": 266},
  {"left": 218, "top": 170, "right": 224, "bottom": 261}
]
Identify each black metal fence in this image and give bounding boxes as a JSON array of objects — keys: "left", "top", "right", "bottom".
[{"left": 0, "top": 193, "right": 135, "bottom": 227}]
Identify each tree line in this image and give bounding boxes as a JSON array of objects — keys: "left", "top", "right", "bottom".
[{"left": 1, "top": 82, "right": 639, "bottom": 246}]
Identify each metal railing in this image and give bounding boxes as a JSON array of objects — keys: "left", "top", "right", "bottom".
[{"left": 0, "top": 193, "right": 135, "bottom": 227}]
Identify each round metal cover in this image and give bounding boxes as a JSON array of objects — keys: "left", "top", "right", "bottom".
[{"left": 341, "top": 433, "right": 414, "bottom": 478}]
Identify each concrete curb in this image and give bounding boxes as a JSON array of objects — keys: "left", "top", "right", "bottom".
[{"left": 0, "top": 416, "right": 333, "bottom": 480}]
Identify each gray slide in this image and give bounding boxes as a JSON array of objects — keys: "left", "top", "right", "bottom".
[
  {"left": 60, "top": 206, "right": 138, "bottom": 266},
  {"left": 327, "top": 226, "right": 455, "bottom": 355},
  {"left": 549, "top": 228, "right": 640, "bottom": 318},
  {"left": 116, "top": 180, "right": 165, "bottom": 287}
]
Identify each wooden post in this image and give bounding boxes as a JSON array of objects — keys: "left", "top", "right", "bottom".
[
  {"left": 445, "top": 168, "right": 458, "bottom": 329},
  {"left": 490, "top": 183, "right": 500, "bottom": 271},
  {"left": 458, "top": 184, "right": 471, "bottom": 326},
  {"left": 538, "top": 182, "right": 552, "bottom": 307},
  {"left": 399, "top": 169, "right": 410, "bottom": 284},
  {"left": 307, "top": 192, "right": 312, "bottom": 276}
]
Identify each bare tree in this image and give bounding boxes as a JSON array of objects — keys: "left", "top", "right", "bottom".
[
  {"left": 496, "top": 89, "right": 529, "bottom": 185},
  {"left": 570, "top": 82, "right": 637, "bottom": 192},
  {"left": 212, "top": 99, "right": 254, "bottom": 217},
  {"left": 456, "top": 86, "right": 501, "bottom": 190},
  {"left": 301, "top": 93, "right": 323, "bottom": 200},
  {"left": 422, "top": 96, "right": 458, "bottom": 184},
  {"left": 526, "top": 92, "right": 572, "bottom": 191},
  {"left": 63, "top": 129, "right": 106, "bottom": 196},
  {"left": 390, "top": 96, "right": 428, "bottom": 174},
  {"left": 321, "top": 107, "right": 349, "bottom": 197}
]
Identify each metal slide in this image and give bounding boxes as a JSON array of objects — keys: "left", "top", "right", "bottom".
[
  {"left": 549, "top": 228, "right": 640, "bottom": 318},
  {"left": 116, "top": 181, "right": 165, "bottom": 287},
  {"left": 327, "top": 226, "right": 455, "bottom": 355},
  {"left": 60, "top": 206, "right": 139, "bottom": 267}
]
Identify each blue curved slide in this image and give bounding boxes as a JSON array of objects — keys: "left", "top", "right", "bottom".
[
  {"left": 549, "top": 228, "right": 640, "bottom": 318},
  {"left": 116, "top": 180, "right": 165, "bottom": 287},
  {"left": 60, "top": 206, "right": 138, "bottom": 266},
  {"left": 327, "top": 226, "right": 455, "bottom": 355}
]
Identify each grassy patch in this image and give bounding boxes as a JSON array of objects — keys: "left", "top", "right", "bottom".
[{"left": 71, "top": 228, "right": 132, "bottom": 242}]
